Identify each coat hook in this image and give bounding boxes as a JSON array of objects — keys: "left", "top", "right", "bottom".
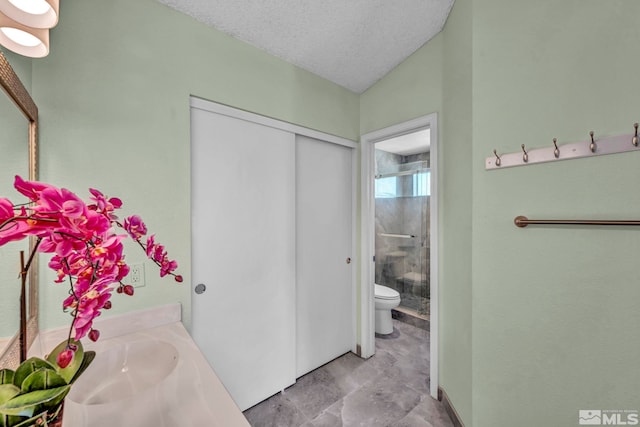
[
  {"left": 493, "top": 149, "right": 501, "bottom": 167},
  {"left": 521, "top": 144, "right": 528, "bottom": 163},
  {"left": 633, "top": 123, "right": 638, "bottom": 147},
  {"left": 589, "top": 131, "right": 596, "bottom": 153},
  {"left": 552, "top": 138, "right": 560, "bottom": 158}
]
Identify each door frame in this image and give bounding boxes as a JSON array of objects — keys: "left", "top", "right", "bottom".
[{"left": 359, "top": 113, "right": 439, "bottom": 399}]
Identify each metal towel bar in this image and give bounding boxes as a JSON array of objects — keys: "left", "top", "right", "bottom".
[
  {"left": 378, "top": 233, "right": 415, "bottom": 238},
  {"left": 514, "top": 215, "right": 640, "bottom": 228}
]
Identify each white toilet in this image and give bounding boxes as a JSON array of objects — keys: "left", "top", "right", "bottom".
[{"left": 374, "top": 284, "right": 401, "bottom": 334}]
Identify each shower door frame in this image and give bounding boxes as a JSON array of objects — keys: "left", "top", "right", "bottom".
[{"left": 359, "top": 113, "right": 439, "bottom": 399}]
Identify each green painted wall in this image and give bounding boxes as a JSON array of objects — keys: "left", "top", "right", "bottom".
[
  {"left": 7, "top": 0, "right": 638, "bottom": 424},
  {"left": 362, "top": 0, "right": 640, "bottom": 425},
  {"left": 358, "top": 24, "right": 444, "bottom": 361},
  {"left": 30, "top": 0, "right": 359, "bottom": 332},
  {"left": 472, "top": 1, "right": 640, "bottom": 426},
  {"left": 440, "top": 0, "right": 472, "bottom": 423},
  {"left": 360, "top": 34, "right": 443, "bottom": 136},
  {"left": 359, "top": 0, "right": 473, "bottom": 423}
]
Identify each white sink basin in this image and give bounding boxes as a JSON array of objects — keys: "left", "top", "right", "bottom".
[{"left": 67, "top": 340, "right": 179, "bottom": 405}]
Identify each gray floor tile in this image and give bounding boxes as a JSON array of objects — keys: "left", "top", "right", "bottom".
[
  {"left": 400, "top": 395, "right": 455, "bottom": 427},
  {"left": 244, "top": 392, "right": 309, "bottom": 427},
  {"left": 244, "top": 319, "right": 452, "bottom": 427},
  {"left": 339, "top": 379, "right": 422, "bottom": 426}
]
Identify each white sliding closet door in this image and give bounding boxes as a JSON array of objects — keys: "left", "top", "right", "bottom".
[
  {"left": 296, "top": 135, "right": 354, "bottom": 377},
  {"left": 191, "top": 106, "right": 296, "bottom": 411}
]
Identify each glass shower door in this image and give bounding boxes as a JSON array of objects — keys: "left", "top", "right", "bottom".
[{"left": 374, "top": 161, "right": 430, "bottom": 317}]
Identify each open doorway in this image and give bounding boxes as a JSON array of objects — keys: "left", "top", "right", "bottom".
[
  {"left": 360, "top": 114, "right": 438, "bottom": 399},
  {"left": 374, "top": 129, "right": 431, "bottom": 322}
]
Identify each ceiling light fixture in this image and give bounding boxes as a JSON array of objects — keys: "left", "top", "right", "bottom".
[
  {"left": 0, "top": 0, "right": 57, "bottom": 58},
  {"left": 0, "top": 0, "right": 58, "bottom": 29},
  {"left": 0, "top": 11, "right": 49, "bottom": 57}
]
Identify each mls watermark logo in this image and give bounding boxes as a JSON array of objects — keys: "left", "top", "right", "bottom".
[
  {"left": 580, "top": 411, "right": 602, "bottom": 425},
  {"left": 579, "top": 409, "right": 639, "bottom": 425}
]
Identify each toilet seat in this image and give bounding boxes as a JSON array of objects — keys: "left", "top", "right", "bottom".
[{"left": 375, "top": 284, "right": 400, "bottom": 300}]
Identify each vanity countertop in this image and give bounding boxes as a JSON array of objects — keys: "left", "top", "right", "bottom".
[{"left": 32, "top": 305, "right": 250, "bottom": 427}]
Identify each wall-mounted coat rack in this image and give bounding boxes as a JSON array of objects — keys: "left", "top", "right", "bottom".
[{"left": 486, "top": 124, "right": 639, "bottom": 170}]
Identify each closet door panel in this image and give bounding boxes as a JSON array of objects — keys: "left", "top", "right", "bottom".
[
  {"left": 191, "top": 107, "right": 296, "bottom": 411},
  {"left": 296, "top": 135, "right": 354, "bottom": 377}
]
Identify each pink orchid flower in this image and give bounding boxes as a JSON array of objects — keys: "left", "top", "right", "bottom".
[
  {"left": 123, "top": 215, "right": 147, "bottom": 240},
  {"left": 0, "top": 198, "right": 15, "bottom": 223},
  {"left": 1, "top": 176, "right": 182, "bottom": 367},
  {"left": 14, "top": 175, "right": 53, "bottom": 201}
]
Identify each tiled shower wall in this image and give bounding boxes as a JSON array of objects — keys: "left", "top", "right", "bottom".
[{"left": 374, "top": 150, "right": 430, "bottom": 315}]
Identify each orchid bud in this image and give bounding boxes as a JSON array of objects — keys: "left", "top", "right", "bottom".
[
  {"left": 88, "top": 329, "right": 100, "bottom": 342},
  {"left": 57, "top": 348, "right": 75, "bottom": 369},
  {"left": 175, "top": 275, "right": 183, "bottom": 283},
  {"left": 123, "top": 285, "right": 134, "bottom": 296}
]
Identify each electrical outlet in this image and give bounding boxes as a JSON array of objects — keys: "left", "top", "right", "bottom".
[{"left": 129, "top": 263, "right": 145, "bottom": 288}]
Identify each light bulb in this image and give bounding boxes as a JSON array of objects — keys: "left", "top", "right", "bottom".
[
  {"left": 7, "top": 0, "right": 51, "bottom": 16},
  {"left": 1, "top": 26, "right": 41, "bottom": 46}
]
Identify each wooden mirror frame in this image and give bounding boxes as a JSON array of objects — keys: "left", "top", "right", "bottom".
[{"left": 0, "top": 51, "right": 39, "bottom": 369}]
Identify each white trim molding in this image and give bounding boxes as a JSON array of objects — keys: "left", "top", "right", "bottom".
[
  {"left": 190, "top": 96, "right": 356, "bottom": 149},
  {"left": 360, "top": 113, "right": 439, "bottom": 399}
]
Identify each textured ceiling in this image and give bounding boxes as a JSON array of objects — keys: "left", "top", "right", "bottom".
[{"left": 158, "top": 0, "right": 454, "bottom": 93}]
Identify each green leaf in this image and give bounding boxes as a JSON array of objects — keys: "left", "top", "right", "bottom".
[
  {"left": 70, "top": 350, "right": 95, "bottom": 384},
  {"left": 0, "top": 412, "right": 24, "bottom": 427},
  {"left": 20, "top": 369, "right": 67, "bottom": 393},
  {"left": 0, "top": 385, "right": 20, "bottom": 406},
  {"left": 12, "top": 359, "right": 56, "bottom": 389},
  {"left": 45, "top": 340, "right": 84, "bottom": 384},
  {"left": 0, "top": 386, "right": 69, "bottom": 417},
  {"left": 0, "top": 371, "right": 14, "bottom": 386},
  {"left": 0, "top": 379, "right": 20, "bottom": 427},
  {"left": 0, "top": 384, "right": 25, "bottom": 425}
]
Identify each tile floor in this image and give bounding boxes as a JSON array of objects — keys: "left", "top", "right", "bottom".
[{"left": 243, "top": 319, "right": 454, "bottom": 427}]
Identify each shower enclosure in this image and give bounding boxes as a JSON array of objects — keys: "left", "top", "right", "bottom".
[{"left": 374, "top": 149, "right": 430, "bottom": 317}]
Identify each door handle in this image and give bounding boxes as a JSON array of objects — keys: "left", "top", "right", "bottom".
[{"left": 194, "top": 283, "right": 207, "bottom": 294}]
